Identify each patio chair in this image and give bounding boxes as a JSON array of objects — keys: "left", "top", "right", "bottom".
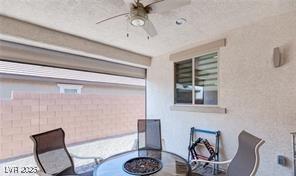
[
  {"left": 30, "top": 128, "right": 103, "bottom": 176},
  {"left": 133, "top": 119, "right": 165, "bottom": 150},
  {"left": 190, "top": 130, "right": 265, "bottom": 176}
]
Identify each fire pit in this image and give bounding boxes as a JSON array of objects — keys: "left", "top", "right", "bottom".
[{"left": 123, "top": 157, "right": 162, "bottom": 175}]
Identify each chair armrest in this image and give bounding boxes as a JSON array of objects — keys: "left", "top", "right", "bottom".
[
  {"left": 191, "top": 159, "right": 232, "bottom": 165},
  {"left": 70, "top": 153, "right": 103, "bottom": 164},
  {"left": 190, "top": 159, "right": 232, "bottom": 171}
]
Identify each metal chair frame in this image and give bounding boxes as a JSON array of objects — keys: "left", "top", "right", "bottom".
[
  {"left": 190, "top": 130, "right": 265, "bottom": 176},
  {"left": 31, "top": 128, "right": 103, "bottom": 176},
  {"left": 137, "top": 119, "right": 162, "bottom": 151},
  {"left": 188, "top": 127, "right": 221, "bottom": 175}
]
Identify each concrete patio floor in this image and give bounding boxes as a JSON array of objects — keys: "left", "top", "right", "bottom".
[
  {"left": 193, "top": 165, "right": 226, "bottom": 176},
  {"left": 0, "top": 133, "right": 136, "bottom": 176}
]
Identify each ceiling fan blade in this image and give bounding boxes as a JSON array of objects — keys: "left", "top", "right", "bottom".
[
  {"left": 145, "top": 0, "right": 164, "bottom": 7},
  {"left": 122, "top": 0, "right": 136, "bottom": 9},
  {"left": 148, "top": 0, "right": 190, "bottom": 13},
  {"left": 142, "top": 19, "right": 157, "bottom": 37},
  {"left": 96, "top": 12, "right": 129, "bottom": 24}
]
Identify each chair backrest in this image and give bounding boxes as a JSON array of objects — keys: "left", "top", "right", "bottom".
[
  {"left": 227, "top": 130, "right": 265, "bottom": 176},
  {"left": 137, "top": 119, "right": 162, "bottom": 150},
  {"left": 30, "top": 128, "right": 75, "bottom": 175}
]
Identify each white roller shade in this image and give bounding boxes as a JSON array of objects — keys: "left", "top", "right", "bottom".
[
  {"left": 0, "top": 40, "right": 146, "bottom": 79},
  {"left": 0, "top": 61, "right": 145, "bottom": 86}
]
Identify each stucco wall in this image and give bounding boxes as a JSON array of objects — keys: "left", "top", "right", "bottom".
[
  {"left": 147, "top": 11, "right": 296, "bottom": 176},
  {"left": 0, "top": 78, "right": 144, "bottom": 99}
]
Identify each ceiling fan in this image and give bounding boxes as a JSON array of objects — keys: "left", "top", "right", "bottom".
[{"left": 96, "top": 0, "right": 191, "bottom": 37}]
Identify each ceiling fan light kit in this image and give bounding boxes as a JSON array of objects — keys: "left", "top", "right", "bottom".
[
  {"left": 130, "top": 3, "right": 147, "bottom": 27},
  {"left": 96, "top": 0, "right": 191, "bottom": 37}
]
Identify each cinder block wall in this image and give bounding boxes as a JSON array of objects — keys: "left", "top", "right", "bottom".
[{"left": 0, "top": 92, "right": 145, "bottom": 159}]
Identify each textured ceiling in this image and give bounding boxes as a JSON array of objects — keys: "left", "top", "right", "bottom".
[{"left": 0, "top": 0, "right": 295, "bottom": 57}]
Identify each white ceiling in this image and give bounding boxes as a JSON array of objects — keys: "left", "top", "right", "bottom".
[{"left": 0, "top": 0, "right": 295, "bottom": 57}]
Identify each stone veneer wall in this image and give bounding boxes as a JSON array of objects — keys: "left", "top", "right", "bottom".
[{"left": 0, "top": 92, "right": 145, "bottom": 159}]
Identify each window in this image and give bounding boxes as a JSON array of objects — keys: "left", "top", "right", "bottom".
[
  {"left": 57, "top": 84, "right": 83, "bottom": 94},
  {"left": 175, "top": 52, "right": 218, "bottom": 105},
  {"left": 175, "top": 60, "right": 193, "bottom": 104}
]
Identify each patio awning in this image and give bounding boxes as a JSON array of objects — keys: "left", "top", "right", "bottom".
[{"left": 0, "top": 40, "right": 146, "bottom": 79}]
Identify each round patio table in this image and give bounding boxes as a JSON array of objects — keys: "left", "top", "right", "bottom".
[{"left": 93, "top": 149, "right": 191, "bottom": 176}]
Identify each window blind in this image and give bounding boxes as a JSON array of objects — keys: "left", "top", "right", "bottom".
[
  {"left": 175, "top": 60, "right": 192, "bottom": 104},
  {"left": 195, "top": 52, "right": 218, "bottom": 105}
]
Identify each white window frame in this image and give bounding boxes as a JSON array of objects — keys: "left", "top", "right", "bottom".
[
  {"left": 174, "top": 50, "right": 219, "bottom": 106},
  {"left": 172, "top": 51, "right": 226, "bottom": 114},
  {"left": 57, "top": 84, "right": 83, "bottom": 94},
  {"left": 170, "top": 39, "right": 226, "bottom": 113}
]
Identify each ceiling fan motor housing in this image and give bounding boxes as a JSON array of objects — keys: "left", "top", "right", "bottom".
[{"left": 130, "top": 3, "right": 148, "bottom": 26}]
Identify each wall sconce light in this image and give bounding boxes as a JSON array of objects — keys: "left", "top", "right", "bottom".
[{"left": 273, "top": 47, "right": 283, "bottom": 68}]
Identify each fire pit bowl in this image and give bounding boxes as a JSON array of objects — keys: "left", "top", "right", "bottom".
[{"left": 123, "top": 157, "right": 162, "bottom": 175}]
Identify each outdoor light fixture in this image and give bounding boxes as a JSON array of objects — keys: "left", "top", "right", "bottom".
[
  {"left": 131, "top": 17, "right": 145, "bottom": 26},
  {"left": 130, "top": 3, "right": 147, "bottom": 27},
  {"left": 176, "top": 18, "right": 187, "bottom": 25},
  {"left": 96, "top": 0, "right": 191, "bottom": 37}
]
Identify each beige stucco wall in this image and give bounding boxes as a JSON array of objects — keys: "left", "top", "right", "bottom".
[
  {"left": 0, "top": 78, "right": 144, "bottom": 99},
  {"left": 147, "top": 11, "right": 296, "bottom": 176}
]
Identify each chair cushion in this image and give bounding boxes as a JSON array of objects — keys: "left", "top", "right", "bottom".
[
  {"left": 226, "top": 131, "right": 263, "bottom": 176},
  {"left": 57, "top": 167, "right": 76, "bottom": 176},
  {"left": 38, "top": 149, "right": 72, "bottom": 174}
]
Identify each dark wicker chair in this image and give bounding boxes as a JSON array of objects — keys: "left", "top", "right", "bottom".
[
  {"left": 137, "top": 119, "right": 162, "bottom": 150},
  {"left": 30, "top": 128, "right": 103, "bottom": 176},
  {"left": 191, "top": 130, "right": 265, "bottom": 176}
]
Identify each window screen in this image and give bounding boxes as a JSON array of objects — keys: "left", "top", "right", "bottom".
[
  {"left": 175, "top": 60, "right": 192, "bottom": 104},
  {"left": 174, "top": 52, "right": 219, "bottom": 105},
  {"left": 194, "top": 52, "right": 218, "bottom": 105}
]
